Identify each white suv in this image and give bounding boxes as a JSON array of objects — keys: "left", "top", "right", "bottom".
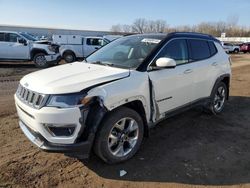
[
  {"left": 0, "top": 31, "right": 61, "bottom": 68},
  {"left": 15, "top": 32, "right": 231, "bottom": 163}
]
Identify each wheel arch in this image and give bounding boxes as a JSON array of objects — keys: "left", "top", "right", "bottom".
[
  {"left": 211, "top": 74, "right": 230, "bottom": 100},
  {"left": 62, "top": 50, "right": 76, "bottom": 58},
  {"left": 30, "top": 48, "right": 48, "bottom": 60}
]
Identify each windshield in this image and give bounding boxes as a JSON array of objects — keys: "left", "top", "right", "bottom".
[
  {"left": 86, "top": 35, "right": 165, "bottom": 69},
  {"left": 20, "top": 33, "right": 37, "bottom": 41}
]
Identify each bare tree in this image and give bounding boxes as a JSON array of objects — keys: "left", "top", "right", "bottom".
[
  {"left": 111, "top": 17, "right": 250, "bottom": 37},
  {"left": 132, "top": 18, "right": 148, "bottom": 33}
]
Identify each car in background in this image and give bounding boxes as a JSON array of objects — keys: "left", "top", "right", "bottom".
[
  {"left": 222, "top": 42, "right": 240, "bottom": 53},
  {"left": 53, "top": 35, "right": 110, "bottom": 63},
  {"left": 240, "top": 43, "right": 250, "bottom": 53},
  {"left": 0, "top": 31, "right": 61, "bottom": 68}
]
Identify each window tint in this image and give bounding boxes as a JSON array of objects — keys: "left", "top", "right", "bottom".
[
  {"left": 208, "top": 41, "right": 217, "bottom": 56},
  {"left": 0, "top": 33, "right": 4, "bottom": 41},
  {"left": 86, "top": 38, "right": 102, "bottom": 46},
  {"left": 6, "top": 33, "right": 18, "bottom": 43},
  {"left": 189, "top": 39, "right": 210, "bottom": 61},
  {"left": 157, "top": 39, "right": 188, "bottom": 65}
]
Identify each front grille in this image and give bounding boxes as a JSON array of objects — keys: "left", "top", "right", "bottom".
[{"left": 16, "top": 84, "right": 48, "bottom": 109}]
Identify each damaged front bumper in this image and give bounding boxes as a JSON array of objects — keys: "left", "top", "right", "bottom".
[
  {"left": 19, "top": 120, "right": 94, "bottom": 158},
  {"left": 45, "top": 53, "right": 61, "bottom": 64}
]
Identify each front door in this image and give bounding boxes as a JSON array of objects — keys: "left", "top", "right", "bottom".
[
  {"left": 5, "top": 33, "right": 29, "bottom": 59},
  {"left": 148, "top": 39, "right": 194, "bottom": 115}
]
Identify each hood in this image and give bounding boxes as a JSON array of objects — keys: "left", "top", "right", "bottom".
[
  {"left": 20, "top": 62, "right": 130, "bottom": 94},
  {"left": 34, "top": 40, "right": 51, "bottom": 44}
]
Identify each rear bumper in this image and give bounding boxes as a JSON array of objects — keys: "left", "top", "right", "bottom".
[{"left": 19, "top": 120, "right": 94, "bottom": 158}]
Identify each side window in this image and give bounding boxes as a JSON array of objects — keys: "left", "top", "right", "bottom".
[
  {"left": 156, "top": 39, "right": 188, "bottom": 65},
  {"left": 86, "top": 38, "right": 102, "bottom": 46},
  {"left": 6, "top": 33, "right": 19, "bottom": 43},
  {"left": 0, "top": 33, "right": 4, "bottom": 41},
  {"left": 208, "top": 41, "right": 217, "bottom": 56},
  {"left": 189, "top": 39, "right": 210, "bottom": 61}
]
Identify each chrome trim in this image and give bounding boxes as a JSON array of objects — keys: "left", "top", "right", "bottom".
[
  {"left": 147, "top": 37, "right": 218, "bottom": 71},
  {"left": 16, "top": 84, "right": 48, "bottom": 109}
]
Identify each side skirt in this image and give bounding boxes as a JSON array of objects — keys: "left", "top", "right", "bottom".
[{"left": 149, "top": 97, "right": 211, "bottom": 128}]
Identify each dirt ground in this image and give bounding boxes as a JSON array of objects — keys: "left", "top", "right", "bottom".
[{"left": 0, "top": 55, "right": 250, "bottom": 188}]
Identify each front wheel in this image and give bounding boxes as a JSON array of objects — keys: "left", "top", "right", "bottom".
[
  {"left": 33, "top": 53, "right": 49, "bottom": 68},
  {"left": 94, "top": 107, "right": 144, "bottom": 164},
  {"left": 209, "top": 82, "right": 228, "bottom": 114}
]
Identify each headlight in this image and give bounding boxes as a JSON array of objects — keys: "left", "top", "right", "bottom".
[{"left": 46, "top": 93, "right": 93, "bottom": 108}]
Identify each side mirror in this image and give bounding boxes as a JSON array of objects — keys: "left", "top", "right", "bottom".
[
  {"left": 18, "top": 38, "right": 27, "bottom": 45},
  {"left": 156, "top": 57, "right": 176, "bottom": 68}
]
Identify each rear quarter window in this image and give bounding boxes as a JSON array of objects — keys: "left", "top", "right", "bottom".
[
  {"left": 189, "top": 39, "right": 211, "bottom": 61},
  {"left": 208, "top": 41, "right": 217, "bottom": 56}
]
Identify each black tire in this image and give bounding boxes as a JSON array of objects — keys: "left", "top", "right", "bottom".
[
  {"left": 94, "top": 107, "right": 144, "bottom": 164},
  {"left": 234, "top": 49, "right": 239, "bottom": 53},
  {"left": 63, "top": 51, "right": 76, "bottom": 63},
  {"left": 207, "top": 82, "right": 228, "bottom": 115},
  {"left": 33, "top": 53, "right": 49, "bottom": 68}
]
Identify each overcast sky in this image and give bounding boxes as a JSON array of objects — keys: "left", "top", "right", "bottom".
[{"left": 0, "top": 0, "right": 249, "bottom": 31}]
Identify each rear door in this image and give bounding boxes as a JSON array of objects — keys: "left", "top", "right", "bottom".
[
  {"left": 148, "top": 39, "right": 195, "bottom": 115},
  {"left": 188, "top": 39, "right": 218, "bottom": 100}
]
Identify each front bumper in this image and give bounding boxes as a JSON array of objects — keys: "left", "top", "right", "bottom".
[
  {"left": 19, "top": 120, "right": 93, "bottom": 158},
  {"left": 45, "top": 53, "right": 61, "bottom": 64}
]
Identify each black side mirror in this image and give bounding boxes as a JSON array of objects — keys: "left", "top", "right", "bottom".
[{"left": 18, "top": 38, "right": 27, "bottom": 46}]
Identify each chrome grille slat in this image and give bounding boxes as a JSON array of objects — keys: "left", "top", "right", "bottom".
[{"left": 16, "top": 84, "right": 48, "bottom": 109}]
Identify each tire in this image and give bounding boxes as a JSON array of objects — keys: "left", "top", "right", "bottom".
[
  {"left": 94, "top": 107, "right": 144, "bottom": 164},
  {"left": 234, "top": 49, "right": 239, "bottom": 53},
  {"left": 63, "top": 51, "right": 76, "bottom": 63},
  {"left": 207, "top": 82, "right": 228, "bottom": 115},
  {"left": 33, "top": 53, "right": 49, "bottom": 68}
]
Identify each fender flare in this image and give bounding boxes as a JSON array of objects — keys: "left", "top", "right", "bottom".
[
  {"left": 30, "top": 48, "right": 48, "bottom": 59},
  {"left": 210, "top": 73, "right": 230, "bottom": 100}
]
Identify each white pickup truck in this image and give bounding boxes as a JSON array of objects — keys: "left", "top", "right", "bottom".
[
  {"left": 0, "top": 31, "right": 61, "bottom": 68},
  {"left": 53, "top": 35, "right": 110, "bottom": 63}
]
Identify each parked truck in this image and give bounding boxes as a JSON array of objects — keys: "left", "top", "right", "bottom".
[
  {"left": 0, "top": 31, "right": 61, "bottom": 68},
  {"left": 53, "top": 35, "right": 110, "bottom": 63}
]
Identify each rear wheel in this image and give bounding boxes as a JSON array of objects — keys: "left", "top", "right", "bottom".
[
  {"left": 33, "top": 53, "right": 49, "bottom": 68},
  {"left": 63, "top": 51, "right": 76, "bottom": 63},
  {"left": 94, "top": 107, "right": 144, "bottom": 164},
  {"left": 208, "top": 82, "right": 227, "bottom": 115}
]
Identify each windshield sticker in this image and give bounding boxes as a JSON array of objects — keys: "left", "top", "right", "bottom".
[{"left": 141, "top": 38, "right": 161, "bottom": 44}]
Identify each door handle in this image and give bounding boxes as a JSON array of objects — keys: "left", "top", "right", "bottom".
[
  {"left": 212, "top": 62, "right": 218, "bottom": 66},
  {"left": 184, "top": 69, "right": 193, "bottom": 74}
]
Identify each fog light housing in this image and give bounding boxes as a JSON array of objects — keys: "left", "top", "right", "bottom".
[{"left": 44, "top": 124, "right": 76, "bottom": 137}]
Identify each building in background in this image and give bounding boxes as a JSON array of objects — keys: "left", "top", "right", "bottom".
[{"left": 0, "top": 24, "right": 114, "bottom": 40}]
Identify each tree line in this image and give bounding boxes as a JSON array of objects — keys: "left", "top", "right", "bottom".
[{"left": 111, "top": 18, "right": 250, "bottom": 37}]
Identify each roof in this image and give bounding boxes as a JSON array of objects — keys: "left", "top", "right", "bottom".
[{"left": 167, "top": 32, "right": 220, "bottom": 43}]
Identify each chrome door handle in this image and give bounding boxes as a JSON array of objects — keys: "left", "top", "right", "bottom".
[
  {"left": 184, "top": 69, "right": 193, "bottom": 74},
  {"left": 212, "top": 62, "right": 218, "bottom": 66}
]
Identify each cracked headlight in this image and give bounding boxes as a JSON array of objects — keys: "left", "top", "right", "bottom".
[{"left": 46, "top": 93, "right": 93, "bottom": 108}]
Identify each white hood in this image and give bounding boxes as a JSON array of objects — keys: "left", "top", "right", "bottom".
[{"left": 20, "top": 62, "right": 130, "bottom": 94}]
